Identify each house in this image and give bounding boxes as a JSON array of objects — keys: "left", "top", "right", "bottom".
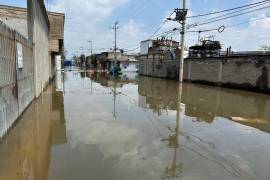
[
  {"left": 87, "top": 51, "right": 139, "bottom": 73},
  {"left": 0, "top": 0, "right": 59, "bottom": 138},
  {"left": 47, "top": 11, "right": 65, "bottom": 78},
  {"left": 0, "top": 4, "right": 65, "bottom": 92},
  {"left": 140, "top": 37, "right": 184, "bottom": 59}
]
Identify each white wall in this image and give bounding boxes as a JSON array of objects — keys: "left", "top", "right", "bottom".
[{"left": 140, "top": 40, "right": 152, "bottom": 55}]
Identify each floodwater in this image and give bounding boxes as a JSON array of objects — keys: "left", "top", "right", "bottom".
[{"left": 1, "top": 71, "right": 270, "bottom": 180}]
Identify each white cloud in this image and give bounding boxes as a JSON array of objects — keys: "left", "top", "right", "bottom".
[
  {"left": 51, "top": 0, "right": 128, "bottom": 22},
  {"left": 50, "top": 0, "right": 270, "bottom": 57},
  {"left": 213, "top": 13, "right": 270, "bottom": 51},
  {"left": 118, "top": 19, "right": 149, "bottom": 50},
  {"left": 250, "top": 14, "right": 270, "bottom": 29},
  {"left": 50, "top": 0, "right": 130, "bottom": 57}
]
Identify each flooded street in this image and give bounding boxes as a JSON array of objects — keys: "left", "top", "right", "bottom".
[{"left": 1, "top": 71, "right": 270, "bottom": 180}]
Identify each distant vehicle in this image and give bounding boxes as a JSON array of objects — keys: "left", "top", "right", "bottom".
[{"left": 189, "top": 40, "right": 222, "bottom": 58}]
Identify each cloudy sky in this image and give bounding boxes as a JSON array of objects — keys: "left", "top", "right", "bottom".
[{"left": 1, "top": 0, "right": 270, "bottom": 57}]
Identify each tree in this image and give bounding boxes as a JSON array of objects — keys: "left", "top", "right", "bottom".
[
  {"left": 79, "top": 54, "right": 86, "bottom": 67},
  {"left": 73, "top": 55, "right": 79, "bottom": 66},
  {"left": 90, "top": 54, "right": 98, "bottom": 70}
]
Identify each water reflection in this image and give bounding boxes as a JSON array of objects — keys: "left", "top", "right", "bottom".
[
  {"left": 1, "top": 72, "right": 270, "bottom": 180},
  {"left": 0, "top": 84, "right": 66, "bottom": 180},
  {"left": 138, "top": 76, "right": 270, "bottom": 132}
]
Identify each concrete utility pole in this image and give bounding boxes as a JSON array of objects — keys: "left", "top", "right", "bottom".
[
  {"left": 179, "top": 0, "right": 187, "bottom": 82},
  {"left": 167, "top": 1, "right": 188, "bottom": 82},
  {"left": 87, "top": 40, "right": 93, "bottom": 56},
  {"left": 112, "top": 21, "right": 119, "bottom": 76}
]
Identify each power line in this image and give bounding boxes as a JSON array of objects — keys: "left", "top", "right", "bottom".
[
  {"left": 64, "top": 29, "right": 111, "bottom": 34},
  {"left": 149, "top": 11, "right": 175, "bottom": 39},
  {"left": 187, "top": 0, "right": 270, "bottom": 18},
  {"left": 123, "top": 11, "right": 175, "bottom": 52},
  {"left": 226, "top": 15, "right": 270, "bottom": 28},
  {"left": 191, "top": 5, "right": 270, "bottom": 28},
  {"left": 152, "top": 28, "right": 178, "bottom": 38},
  {"left": 202, "top": 2, "right": 270, "bottom": 23},
  {"left": 125, "top": 46, "right": 140, "bottom": 52}
]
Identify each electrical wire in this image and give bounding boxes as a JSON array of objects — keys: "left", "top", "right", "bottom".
[
  {"left": 226, "top": 15, "right": 270, "bottom": 29},
  {"left": 64, "top": 29, "right": 111, "bottom": 34},
  {"left": 149, "top": 11, "right": 175, "bottom": 39},
  {"left": 123, "top": 11, "right": 175, "bottom": 52},
  {"left": 201, "top": 2, "right": 270, "bottom": 23},
  {"left": 191, "top": 5, "right": 270, "bottom": 28},
  {"left": 187, "top": 0, "right": 270, "bottom": 18}
]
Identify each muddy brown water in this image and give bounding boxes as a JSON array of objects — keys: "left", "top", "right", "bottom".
[{"left": 1, "top": 71, "right": 270, "bottom": 180}]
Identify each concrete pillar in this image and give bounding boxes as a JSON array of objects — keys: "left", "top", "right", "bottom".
[
  {"left": 218, "top": 60, "right": 223, "bottom": 86},
  {"left": 187, "top": 60, "right": 192, "bottom": 81}
]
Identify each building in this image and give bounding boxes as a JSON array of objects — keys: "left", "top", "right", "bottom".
[
  {"left": 140, "top": 38, "right": 182, "bottom": 59},
  {"left": 188, "top": 40, "right": 222, "bottom": 58},
  {"left": 28, "top": 0, "right": 50, "bottom": 97},
  {"left": 86, "top": 51, "right": 139, "bottom": 73},
  {"left": 0, "top": 3, "right": 65, "bottom": 96},
  {"left": 0, "top": 0, "right": 64, "bottom": 138},
  {"left": 139, "top": 38, "right": 187, "bottom": 79},
  {"left": 0, "top": 5, "right": 29, "bottom": 37},
  {"left": 48, "top": 11, "right": 65, "bottom": 78}
]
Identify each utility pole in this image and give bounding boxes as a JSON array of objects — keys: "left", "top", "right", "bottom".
[
  {"left": 87, "top": 40, "right": 93, "bottom": 56},
  {"left": 111, "top": 21, "right": 119, "bottom": 76},
  {"left": 167, "top": 1, "right": 188, "bottom": 82},
  {"left": 179, "top": 0, "right": 187, "bottom": 82},
  {"left": 198, "top": 31, "right": 202, "bottom": 44}
]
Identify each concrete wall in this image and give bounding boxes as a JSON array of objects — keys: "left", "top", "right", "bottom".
[
  {"left": 184, "top": 55, "right": 270, "bottom": 93},
  {"left": 28, "top": 0, "right": 50, "bottom": 97},
  {"left": 139, "top": 55, "right": 180, "bottom": 80},
  {"left": 0, "top": 5, "right": 28, "bottom": 38},
  {"left": 0, "top": 5, "right": 64, "bottom": 81},
  {"left": 139, "top": 55, "right": 270, "bottom": 93}
]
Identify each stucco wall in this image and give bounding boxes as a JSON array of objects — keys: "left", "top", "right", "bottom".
[{"left": 30, "top": 0, "right": 50, "bottom": 97}]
